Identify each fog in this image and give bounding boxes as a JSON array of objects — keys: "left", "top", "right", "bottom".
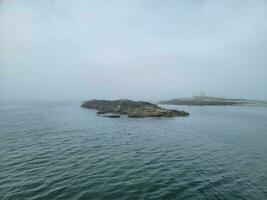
[{"left": 1, "top": 0, "right": 267, "bottom": 101}]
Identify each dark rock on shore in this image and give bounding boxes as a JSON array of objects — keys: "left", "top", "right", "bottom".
[
  {"left": 81, "top": 99, "right": 189, "bottom": 118},
  {"left": 103, "top": 114, "right": 121, "bottom": 118}
]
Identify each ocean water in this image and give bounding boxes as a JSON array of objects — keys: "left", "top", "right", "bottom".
[{"left": 0, "top": 102, "right": 267, "bottom": 200}]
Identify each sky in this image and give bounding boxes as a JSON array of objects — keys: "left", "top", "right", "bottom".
[{"left": 0, "top": 0, "right": 267, "bottom": 101}]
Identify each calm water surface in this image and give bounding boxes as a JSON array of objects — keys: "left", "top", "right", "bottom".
[{"left": 0, "top": 102, "right": 267, "bottom": 200}]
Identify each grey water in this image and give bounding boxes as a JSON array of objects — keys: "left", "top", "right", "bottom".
[{"left": 0, "top": 102, "right": 267, "bottom": 200}]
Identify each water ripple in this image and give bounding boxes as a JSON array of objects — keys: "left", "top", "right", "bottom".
[{"left": 1, "top": 102, "right": 267, "bottom": 199}]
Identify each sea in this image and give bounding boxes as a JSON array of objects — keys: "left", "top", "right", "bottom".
[{"left": 0, "top": 101, "right": 267, "bottom": 200}]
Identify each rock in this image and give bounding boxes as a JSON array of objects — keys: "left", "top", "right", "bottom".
[
  {"left": 81, "top": 99, "right": 189, "bottom": 118},
  {"left": 103, "top": 114, "right": 121, "bottom": 118},
  {"left": 127, "top": 107, "right": 189, "bottom": 118}
]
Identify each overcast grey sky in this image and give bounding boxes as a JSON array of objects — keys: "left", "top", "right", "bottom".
[{"left": 0, "top": 0, "right": 267, "bottom": 101}]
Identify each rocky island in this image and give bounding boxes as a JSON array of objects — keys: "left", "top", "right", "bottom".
[
  {"left": 159, "top": 95, "right": 267, "bottom": 107},
  {"left": 81, "top": 99, "right": 189, "bottom": 118}
]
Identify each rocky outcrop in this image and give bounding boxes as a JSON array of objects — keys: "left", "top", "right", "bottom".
[
  {"left": 81, "top": 99, "right": 189, "bottom": 118},
  {"left": 127, "top": 107, "right": 189, "bottom": 118}
]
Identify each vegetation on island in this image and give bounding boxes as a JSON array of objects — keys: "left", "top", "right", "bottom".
[{"left": 81, "top": 99, "right": 189, "bottom": 118}]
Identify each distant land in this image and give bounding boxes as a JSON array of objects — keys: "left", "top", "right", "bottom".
[{"left": 159, "top": 95, "right": 267, "bottom": 107}]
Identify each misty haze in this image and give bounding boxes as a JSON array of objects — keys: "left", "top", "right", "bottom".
[{"left": 0, "top": 1, "right": 267, "bottom": 200}]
